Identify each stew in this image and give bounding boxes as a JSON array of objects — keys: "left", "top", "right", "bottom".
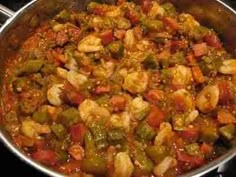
[{"left": 1, "top": 0, "right": 236, "bottom": 177}]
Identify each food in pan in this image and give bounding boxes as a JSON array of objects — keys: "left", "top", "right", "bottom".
[{"left": 1, "top": 0, "right": 236, "bottom": 176}]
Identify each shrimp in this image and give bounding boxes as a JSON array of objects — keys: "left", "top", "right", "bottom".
[
  {"left": 123, "top": 71, "right": 149, "bottom": 94},
  {"left": 169, "top": 65, "right": 193, "bottom": 88},
  {"left": 113, "top": 152, "right": 134, "bottom": 177},
  {"left": 47, "top": 84, "right": 64, "bottom": 106},
  {"left": 79, "top": 99, "right": 110, "bottom": 124},
  {"left": 66, "top": 70, "right": 88, "bottom": 89},
  {"left": 78, "top": 35, "right": 104, "bottom": 53},
  {"left": 219, "top": 59, "right": 236, "bottom": 75},
  {"left": 21, "top": 120, "right": 51, "bottom": 138},
  {"left": 172, "top": 89, "right": 194, "bottom": 112},
  {"left": 196, "top": 85, "right": 219, "bottom": 113}
]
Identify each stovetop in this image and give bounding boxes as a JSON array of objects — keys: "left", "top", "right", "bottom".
[{"left": 0, "top": 0, "right": 236, "bottom": 177}]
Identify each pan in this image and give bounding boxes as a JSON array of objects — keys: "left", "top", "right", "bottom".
[{"left": 0, "top": 0, "right": 236, "bottom": 177}]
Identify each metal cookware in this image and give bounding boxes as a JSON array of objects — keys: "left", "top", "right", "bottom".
[{"left": 0, "top": 0, "right": 235, "bottom": 176}]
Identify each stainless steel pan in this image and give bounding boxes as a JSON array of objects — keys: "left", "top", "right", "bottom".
[{"left": 0, "top": 0, "right": 236, "bottom": 177}]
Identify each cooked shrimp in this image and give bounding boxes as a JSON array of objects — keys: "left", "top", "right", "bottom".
[
  {"left": 196, "top": 85, "right": 219, "bottom": 113},
  {"left": 47, "top": 84, "right": 64, "bottom": 106},
  {"left": 219, "top": 59, "right": 236, "bottom": 75}
]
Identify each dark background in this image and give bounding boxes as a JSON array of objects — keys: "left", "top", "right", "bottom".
[{"left": 0, "top": 0, "right": 236, "bottom": 177}]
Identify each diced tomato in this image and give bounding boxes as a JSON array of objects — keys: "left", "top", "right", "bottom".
[
  {"left": 109, "top": 95, "right": 126, "bottom": 112},
  {"left": 163, "top": 17, "right": 179, "bottom": 31},
  {"left": 92, "top": 7, "right": 105, "bottom": 16},
  {"left": 193, "top": 43, "right": 208, "bottom": 57},
  {"left": 171, "top": 40, "right": 187, "bottom": 52},
  {"left": 62, "top": 84, "right": 84, "bottom": 106},
  {"left": 179, "top": 127, "right": 199, "bottom": 142},
  {"left": 100, "top": 30, "right": 114, "bottom": 45},
  {"left": 200, "top": 143, "right": 213, "bottom": 155},
  {"left": 32, "top": 150, "right": 58, "bottom": 166},
  {"left": 68, "top": 144, "right": 85, "bottom": 161},
  {"left": 218, "top": 81, "right": 233, "bottom": 105},
  {"left": 141, "top": 0, "right": 153, "bottom": 14},
  {"left": 63, "top": 90, "right": 84, "bottom": 106},
  {"left": 145, "top": 89, "right": 164, "bottom": 105},
  {"left": 125, "top": 9, "right": 140, "bottom": 25},
  {"left": 192, "top": 66, "right": 205, "bottom": 84},
  {"left": 70, "top": 123, "right": 87, "bottom": 144},
  {"left": 186, "top": 53, "right": 196, "bottom": 64},
  {"left": 94, "top": 85, "right": 111, "bottom": 95},
  {"left": 217, "top": 110, "right": 236, "bottom": 124},
  {"left": 114, "top": 29, "right": 126, "bottom": 40},
  {"left": 176, "top": 150, "right": 205, "bottom": 168},
  {"left": 204, "top": 34, "right": 222, "bottom": 49},
  {"left": 147, "top": 105, "right": 165, "bottom": 129}
]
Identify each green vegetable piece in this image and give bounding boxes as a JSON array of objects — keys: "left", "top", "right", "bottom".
[
  {"left": 136, "top": 122, "right": 156, "bottom": 141},
  {"left": 41, "top": 63, "right": 56, "bottom": 75},
  {"left": 161, "top": 3, "right": 176, "bottom": 16},
  {"left": 20, "top": 100, "right": 37, "bottom": 115},
  {"left": 32, "top": 111, "right": 50, "bottom": 124},
  {"left": 17, "top": 60, "right": 44, "bottom": 76},
  {"left": 108, "top": 128, "right": 124, "bottom": 145},
  {"left": 145, "top": 145, "right": 169, "bottom": 163},
  {"left": 142, "top": 54, "right": 159, "bottom": 69},
  {"left": 55, "top": 10, "right": 70, "bottom": 23},
  {"left": 12, "top": 77, "right": 30, "bottom": 93},
  {"left": 107, "top": 41, "right": 124, "bottom": 59},
  {"left": 81, "top": 155, "right": 107, "bottom": 175},
  {"left": 184, "top": 143, "right": 201, "bottom": 156},
  {"left": 133, "top": 149, "right": 154, "bottom": 175},
  {"left": 59, "top": 108, "right": 81, "bottom": 127},
  {"left": 219, "top": 124, "right": 235, "bottom": 141},
  {"left": 95, "top": 95, "right": 110, "bottom": 106},
  {"left": 51, "top": 124, "right": 66, "bottom": 139},
  {"left": 84, "top": 131, "right": 96, "bottom": 157},
  {"left": 200, "top": 124, "right": 219, "bottom": 143},
  {"left": 142, "top": 19, "right": 163, "bottom": 32},
  {"left": 89, "top": 123, "right": 108, "bottom": 150},
  {"left": 58, "top": 150, "right": 69, "bottom": 162}
]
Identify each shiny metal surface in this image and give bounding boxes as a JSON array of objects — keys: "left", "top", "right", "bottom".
[{"left": 0, "top": 0, "right": 236, "bottom": 177}]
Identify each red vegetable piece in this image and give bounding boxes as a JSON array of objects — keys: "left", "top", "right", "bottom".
[
  {"left": 145, "top": 89, "right": 164, "bottom": 105},
  {"left": 204, "top": 34, "right": 222, "bottom": 49},
  {"left": 147, "top": 105, "right": 165, "bottom": 129},
  {"left": 179, "top": 127, "right": 199, "bottom": 142},
  {"left": 32, "top": 150, "right": 58, "bottom": 166},
  {"left": 109, "top": 95, "right": 126, "bottom": 112},
  {"left": 100, "top": 30, "right": 114, "bottom": 45},
  {"left": 163, "top": 17, "right": 179, "bottom": 31},
  {"left": 200, "top": 143, "right": 213, "bottom": 155},
  {"left": 141, "top": 0, "right": 152, "bottom": 14},
  {"left": 193, "top": 43, "right": 208, "bottom": 57},
  {"left": 92, "top": 7, "right": 105, "bottom": 16},
  {"left": 125, "top": 9, "right": 140, "bottom": 25},
  {"left": 94, "top": 85, "right": 111, "bottom": 95},
  {"left": 218, "top": 81, "right": 233, "bottom": 105},
  {"left": 70, "top": 123, "right": 87, "bottom": 144},
  {"left": 177, "top": 150, "right": 205, "bottom": 168}
]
